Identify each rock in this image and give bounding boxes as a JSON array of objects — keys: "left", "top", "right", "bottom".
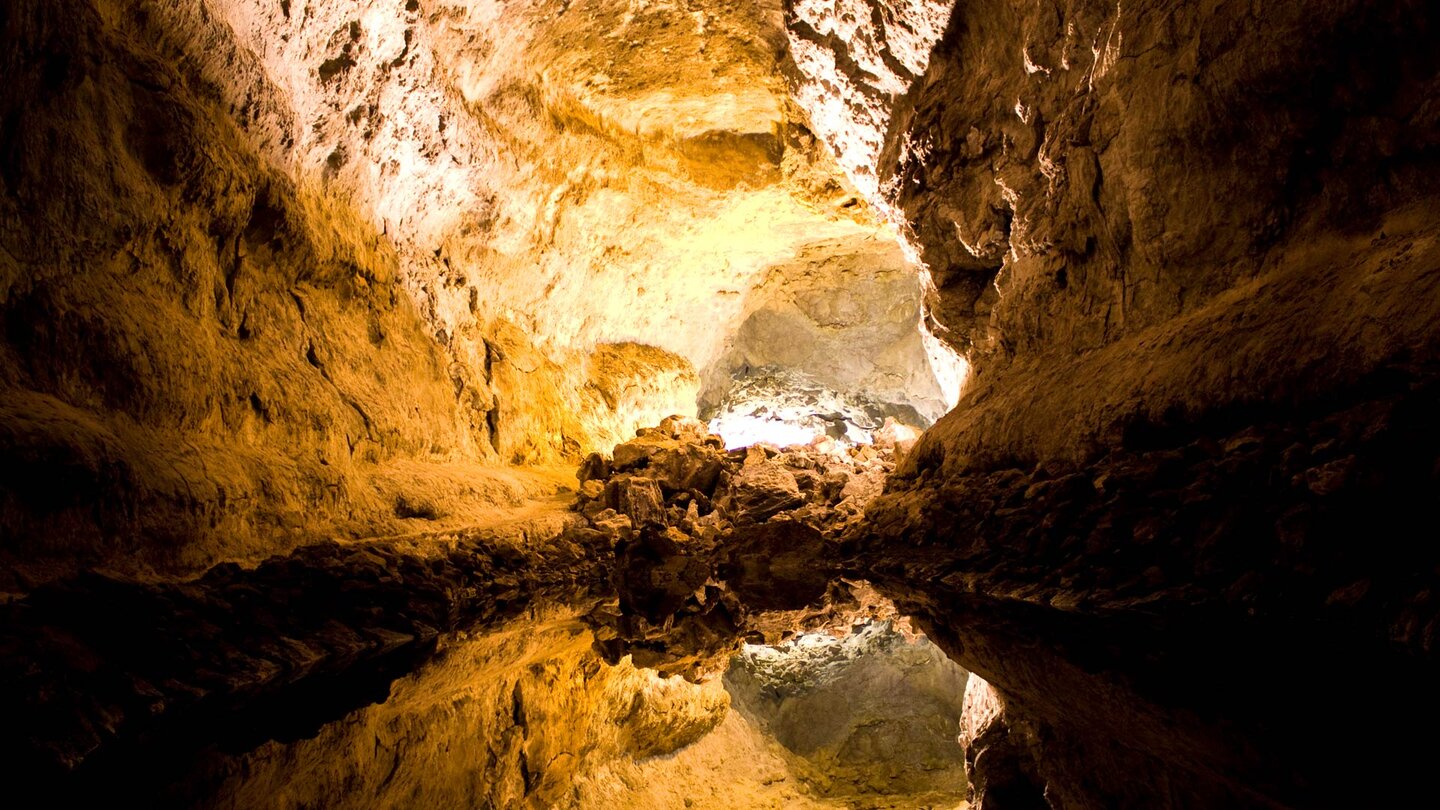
[
  {"left": 838, "top": 467, "right": 885, "bottom": 504},
  {"left": 611, "top": 476, "right": 667, "bottom": 528},
  {"left": 591, "top": 510, "right": 635, "bottom": 544},
  {"left": 699, "top": 246, "right": 956, "bottom": 432},
  {"left": 721, "top": 521, "right": 829, "bottom": 611},
  {"left": 612, "top": 435, "right": 679, "bottom": 471},
  {"left": 649, "top": 443, "right": 726, "bottom": 495},
  {"left": 575, "top": 419, "right": 903, "bottom": 681},
  {"left": 613, "top": 525, "right": 713, "bottom": 623},
  {"left": 617, "top": 670, "right": 731, "bottom": 759},
  {"left": 790, "top": 467, "right": 821, "bottom": 494},
  {"left": 819, "top": 470, "right": 851, "bottom": 504},
  {"left": 0, "top": 510, "right": 603, "bottom": 790},
  {"left": 958, "top": 676, "right": 1046, "bottom": 810},
  {"left": 656, "top": 415, "right": 714, "bottom": 444},
  {"left": 1300, "top": 455, "right": 1357, "bottom": 496},
  {"left": 722, "top": 461, "right": 805, "bottom": 523},
  {"left": 578, "top": 452, "right": 612, "bottom": 484},
  {"left": 873, "top": 417, "right": 922, "bottom": 456}
]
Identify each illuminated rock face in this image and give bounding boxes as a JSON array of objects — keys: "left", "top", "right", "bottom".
[
  {"left": 0, "top": 0, "right": 952, "bottom": 585},
  {"left": 0, "top": 2, "right": 963, "bottom": 801},
  {"left": 805, "top": 0, "right": 1440, "bottom": 806},
  {"left": 5, "top": 0, "right": 1440, "bottom": 807},
  {"left": 190, "top": 0, "right": 950, "bottom": 395},
  {"left": 701, "top": 235, "right": 960, "bottom": 432},
  {"left": 785, "top": 0, "right": 956, "bottom": 208}
]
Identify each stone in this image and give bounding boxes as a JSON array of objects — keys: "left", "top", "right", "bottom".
[
  {"left": 958, "top": 676, "right": 1046, "bottom": 810},
  {"left": 8, "top": 0, "right": 1440, "bottom": 806},
  {"left": 873, "top": 417, "right": 921, "bottom": 456},
  {"left": 592, "top": 511, "right": 635, "bottom": 544},
  {"left": 657, "top": 415, "right": 714, "bottom": 443},
  {"left": 613, "top": 476, "right": 667, "bottom": 529},
  {"left": 574, "top": 419, "right": 904, "bottom": 681},
  {"left": 613, "top": 435, "right": 680, "bottom": 471},
  {"left": 578, "top": 452, "right": 612, "bottom": 484},
  {"left": 648, "top": 443, "right": 727, "bottom": 495},
  {"left": 722, "top": 461, "right": 805, "bottom": 524}
]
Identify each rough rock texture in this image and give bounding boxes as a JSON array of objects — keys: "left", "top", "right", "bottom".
[
  {"left": 700, "top": 234, "right": 960, "bottom": 426},
  {"left": 785, "top": 0, "right": 955, "bottom": 206},
  {"left": 854, "top": 377, "right": 1440, "bottom": 806},
  {"left": 726, "top": 620, "right": 970, "bottom": 803},
  {"left": 573, "top": 710, "right": 849, "bottom": 809},
  {"left": 848, "top": 0, "right": 1440, "bottom": 365},
  {"left": 778, "top": 0, "right": 1440, "bottom": 806},
  {"left": 0, "top": 0, "right": 714, "bottom": 588},
  {"left": 571, "top": 416, "right": 905, "bottom": 679},
  {"left": 0, "top": 0, "right": 959, "bottom": 586},
  {"left": 0, "top": 0, "right": 503, "bottom": 585},
  {"left": 708, "top": 367, "right": 932, "bottom": 448},
  {"left": 8, "top": 0, "right": 1440, "bottom": 805},
  {"left": 957, "top": 676, "right": 1045, "bottom": 810}
]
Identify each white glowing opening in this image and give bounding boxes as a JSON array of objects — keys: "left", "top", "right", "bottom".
[
  {"left": 740, "top": 631, "right": 839, "bottom": 659},
  {"left": 707, "top": 413, "right": 829, "bottom": 450}
]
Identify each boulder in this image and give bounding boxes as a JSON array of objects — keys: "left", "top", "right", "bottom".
[
  {"left": 610, "top": 476, "right": 667, "bottom": 528},
  {"left": 722, "top": 461, "right": 804, "bottom": 523},
  {"left": 612, "top": 434, "right": 678, "bottom": 470},
  {"left": 648, "top": 443, "right": 726, "bottom": 495},
  {"left": 577, "top": 452, "right": 612, "bottom": 484}
]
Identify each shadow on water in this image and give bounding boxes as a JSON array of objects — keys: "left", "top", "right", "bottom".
[{"left": 0, "top": 533, "right": 606, "bottom": 804}]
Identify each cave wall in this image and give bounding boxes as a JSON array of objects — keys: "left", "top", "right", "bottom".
[
  {"left": 891, "top": 0, "right": 1440, "bottom": 360},
  {"left": 864, "top": 0, "right": 1440, "bottom": 466},
  {"left": 797, "top": 0, "right": 1440, "bottom": 805},
  {"left": 725, "top": 622, "right": 969, "bottom": 802},
  {"left": 0, "top": 0, "right": 967, "bottom": 585},
  {"left": 701, "top": 234, "right": 956, "bottom": 425},
  {"left": 7, "top": 0, "right": 1438, "bottom": 802},
  {"left": 0, "top": 0, "right": 529, "bottom": 587}
]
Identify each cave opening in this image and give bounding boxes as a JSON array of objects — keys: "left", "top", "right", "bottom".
[{"left": 5, "top": 0, "right": 1440, "bottom": 807}]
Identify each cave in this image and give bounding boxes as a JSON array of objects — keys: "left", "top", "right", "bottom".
[{"left": 3, "top": 0, "right": 1439, "bottom": 807}]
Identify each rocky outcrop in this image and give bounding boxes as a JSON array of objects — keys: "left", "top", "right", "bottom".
[
  {"left": 854, "top": 367, "right": 1440, "bottom": 807},
  {"left": 784, "top": 0, "right": 955, "bottom": 206},
  {"left": 776, "top": 0, "right": 1440, "bottom": 806},
  {"left": 0, "top": 0, "right": 509, "bottom": 586},
  {"left": 699, "top": 234, "right": 960, "bottom": 429},
  {"left": 865, "top": 0, "right": 1440, "bottom": 365},
  {"left": 181, "top": 610, "right": 733, "bottom": 810},
  {"left": 6, "top": 0, "right": 1440, "bottom": 806},
  {"left": 571, "top": 416, "right": 904, "bottom": 679}
]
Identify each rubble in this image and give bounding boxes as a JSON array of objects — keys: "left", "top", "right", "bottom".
[{"left": 571, "top": 417, "right": 901, "bottom": 680}]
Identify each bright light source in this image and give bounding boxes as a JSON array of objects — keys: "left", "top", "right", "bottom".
[
  {"left": 707, "top": 412, "right": 830, "bottom": 450},
  {"left": 703, "top": 368, "right": 933, "bottom": 450}
]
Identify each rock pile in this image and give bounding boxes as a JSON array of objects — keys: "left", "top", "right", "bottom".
[{"left": 571, "top": 416, "right": 903, "bottom": 680}]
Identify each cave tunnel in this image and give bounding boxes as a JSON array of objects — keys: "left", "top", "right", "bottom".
[{"left": 2, "top": 0, "right": 1440, "bottom": 807}]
